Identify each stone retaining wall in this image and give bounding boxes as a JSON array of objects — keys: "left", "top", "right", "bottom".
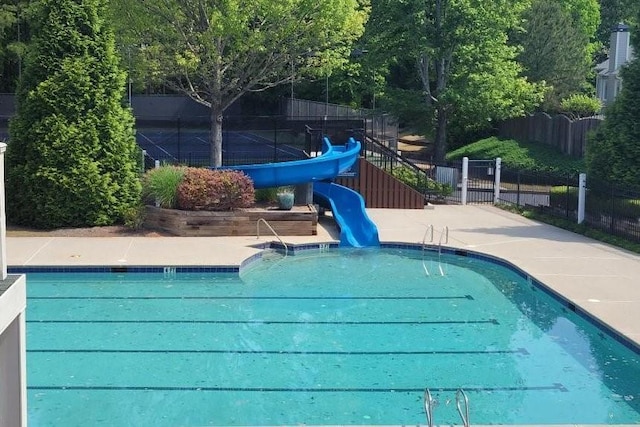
[{"left": 145, "top": 205, "right": 318, "bottom": 237}]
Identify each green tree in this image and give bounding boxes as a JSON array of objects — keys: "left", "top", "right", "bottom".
[
  {"left": 597, "top": 0, "right": 638, "bottom": 58},
  {"left": 586, "top": 11, "right": 640, "bottom": 185},
  {"left": 111, "top": 0, "right": 369, "bottom": 167},
  {"left": 364, "top": 0, "right": 543, "bottom": 162},
  {"left": 516, "top": 1, "right": 592, "bottom": 110},
  {"left": 6, "top": 0, "right": 141, "bottom": 229},
  {"left": 0, "top": 0, "right": 29, "bottom": 92}
]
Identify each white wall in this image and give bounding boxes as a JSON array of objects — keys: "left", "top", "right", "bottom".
[{"left": 0, "top": 275, "right": 27, "bottom": 427}]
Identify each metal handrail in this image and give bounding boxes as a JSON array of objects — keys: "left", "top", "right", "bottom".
[
  {"left": 421, "top": 225, "right": 434, "bottom": 276},
  {"left": 456, "top": 388, "right": 470, "bottom": 427},
  {"left": 424, "top": 389, "right": 434, "bottom": 427},
  {"left": 437, "top": 226, "right": 449, "bottom": 276},
  {"left": 423, "top": 224, "right": 434, "bottom": 244},
  {"left": 256, "top": 218, "right": 288, "bottom": 256},
  {"left": 439, "top": 226, "right": 449, "bottom": 245}
]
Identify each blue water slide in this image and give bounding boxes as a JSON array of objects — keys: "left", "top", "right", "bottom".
[
  {"left": 222, "top": 136, "right": 379, "bottom": 247},
  {"left": 225, "top": 137, "right": 360, "bottom": 189},
  {"left": 313, "top": 181, "right": 380, "bottom": 248}
]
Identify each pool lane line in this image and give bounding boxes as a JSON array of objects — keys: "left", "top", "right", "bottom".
[
  {"left": 27, "top": 384, "right": 567, "bottom": 392},
  {"left": 28, "top": 295, "right": 474, "bottom": 300},
  {"left": 28, "top": 348, "right": 529, "bottom": 355},
  {"left": 27, "top": 319, "right": 500, "bottom": 325}
]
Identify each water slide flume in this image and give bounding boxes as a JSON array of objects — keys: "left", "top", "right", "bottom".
[
  {"left": 313, "top": 181, "right": 380, "bottom": 248},
  {"left": 224, "top": 137, "right": 379, "bottom": 247},
  {"left": 225, "top": 137, "right": 360, "bottom": 189}
]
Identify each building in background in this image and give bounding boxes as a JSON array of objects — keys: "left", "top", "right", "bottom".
[{"left": 595, "top": 23, "right": 635, "bottom": 106}]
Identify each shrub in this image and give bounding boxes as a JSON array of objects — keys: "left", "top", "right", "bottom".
[
  {"left": 390, "top": 166, "right": 452, "bottom": 197},
  {"left": 123, "top": 204, "right": 146, "bottom": 230},
  {"left": 176, "top": 168, "right": 255, "bottom": 211},
  {"left": 5, "top": 0, "right": 141, "bottom": 229},
  {"left": 255, "top": 187, "right": 279, "bottom": 203},
  {"left": 142, "top": 166, "right": 186, "bottom": 208},
  {"left": 560, "top": 94, "right": 602, "bottom": 119}
]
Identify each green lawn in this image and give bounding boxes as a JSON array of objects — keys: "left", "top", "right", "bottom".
[{"left": 446, "top": 137, "right": 585, "bottom": 175}]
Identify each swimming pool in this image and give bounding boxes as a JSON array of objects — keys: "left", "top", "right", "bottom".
[{"left": 24, "top": 246, "right": 640, "bottom": 426}]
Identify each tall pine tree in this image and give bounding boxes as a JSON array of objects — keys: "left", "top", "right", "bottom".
[
  {"left": 586, "top": 9, "right": 640, "bottom": 187},
  {"left": 6, "top": 0, "right": 141, "bottom": 228}
]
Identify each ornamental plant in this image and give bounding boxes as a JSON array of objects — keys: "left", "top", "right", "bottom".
[
  {"left": 560, "top": 94, "right": 601, "bottom": 119},
  {"left": 142, "top": 165, "right": 186, "bottom": 208},
  {"left": 176, "top": 168, "right": 255, "bottom": 211}
]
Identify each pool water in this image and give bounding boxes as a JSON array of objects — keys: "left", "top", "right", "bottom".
[{"left": 25, "top": 248, "right": 640, "bottom": 426}]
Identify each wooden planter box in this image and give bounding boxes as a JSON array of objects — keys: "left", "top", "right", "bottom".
[{"left": 145, "top": 205, "right": 318, "bottom": 237}]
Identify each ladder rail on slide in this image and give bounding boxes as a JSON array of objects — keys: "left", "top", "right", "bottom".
[{"left": 256, "top": 218, "right": 288, "bottom": 257}]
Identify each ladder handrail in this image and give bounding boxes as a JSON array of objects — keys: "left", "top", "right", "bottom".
[
  {"left": 424, "top": 389, "right": 434, "bottom": 427},
  {"left": 423, "top": 224, "right": 434, "bottom": 244},
  {"left": 438, "top": 226, "right": 449, "bottom": 245},
  {"left": 421, "top": 225, "right": 434, "bottom": 276},
  {"left": 437, "top": 226, "right": 448, "bottom": 276},
  {"left": 256, "top": 218, "right": 288, "bottom": 256},
  {"left": 456, "top": 388, "right": 470, "bottom": 427}
]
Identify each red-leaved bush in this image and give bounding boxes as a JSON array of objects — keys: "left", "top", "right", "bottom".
[{"left": 176, "top": 168, "right": 255, "bottom": 211}]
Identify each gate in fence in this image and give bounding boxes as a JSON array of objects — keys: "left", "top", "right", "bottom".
[{"left": 443, "top": 159, "right": 496, "bottom": 204}]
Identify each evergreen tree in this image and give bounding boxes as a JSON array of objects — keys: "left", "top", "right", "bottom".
[
  {"left": 6, "top": 0, "right": 141, "bottom": 228},
  {"left": 516, "top": 1, "right": 592, "bottom": 111},
  {"left": 586, "top": 12, "right": 640, "bottom": 186}
]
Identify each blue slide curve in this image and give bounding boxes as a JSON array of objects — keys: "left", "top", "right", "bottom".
[
  {"left": 227, "top": 137, "right": 360, "bottom": 189},
  {"left": 227, "top": 137, "right": 379, "bottom": 248},
  {"left": 313, "top": 181, "right": 380, "bottom": 248}
]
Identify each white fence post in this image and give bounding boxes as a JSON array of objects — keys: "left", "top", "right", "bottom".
[
  {"left": 578, "top": 173, "right": 587, "bottom": 224},
  {"left": 494, "top": 157, "right": 502, "bottom": 204},
  {"left": 461, "top": 157, "right": 469, "bottom": 205}
]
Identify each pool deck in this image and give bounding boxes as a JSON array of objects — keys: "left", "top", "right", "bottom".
[{"left": 7, "top": 204, "right": 640, "bottom": 352}]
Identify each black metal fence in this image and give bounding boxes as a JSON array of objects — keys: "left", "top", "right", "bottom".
[
  {"left": 583, "top": 177, "right": 640, "bottom": 242},
  {"left": 495, "top": 167, "right": 640, "bottom": 242},
  {"left": 138, "top": 115, "right": 365, "bottom": 168}
]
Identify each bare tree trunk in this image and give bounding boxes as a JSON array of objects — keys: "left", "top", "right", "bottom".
[
  {"left": 434, "top": 104, "right": 447, "bottom": 163},
  {"left": 433, "top": 53, "right": 448, "bottom": 163},
  {"left": 210, "top": 106, "right": 223, "bottom": 167}
]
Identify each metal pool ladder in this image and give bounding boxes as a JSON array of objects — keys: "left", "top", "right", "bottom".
[
  {"left": 256, "top": 218, "right": 288, "bottom": 257},
  {"left": 424, "top": 388, "right": 470, "bottom": 427},
  {"left": 423, "top": 389, "right": 434, "bottom": 427},
  {"left": 421, "top": 225, "right": 434, "bottom": 276},
  {"left": 422, "top": 225, "right": 448, "bottom": 276},
  {"left": 437, "top": 226, "right": 449, "bottom": 276},
  {"left": 456, "top": 388, "right": 470, "bottom": 427}
]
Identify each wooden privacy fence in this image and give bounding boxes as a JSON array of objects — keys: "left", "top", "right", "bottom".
[
  {"left": 336, "top": 158, "right": 425, "bottom": 209},
  {"left": 498, "top": 112, "right": 603, "bottom": 157}
]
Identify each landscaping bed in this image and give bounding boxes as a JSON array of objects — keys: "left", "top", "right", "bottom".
[{"left": 144, "top": 204, "right": 318, "bottom": 237}]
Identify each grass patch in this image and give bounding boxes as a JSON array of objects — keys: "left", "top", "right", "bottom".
[{"left": 446, "top": 137, "right": 585, "bottom": 175}]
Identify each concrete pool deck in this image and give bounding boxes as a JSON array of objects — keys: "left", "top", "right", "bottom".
[{"left": 7, "top": 204, "right": 640, "bottom": 349}]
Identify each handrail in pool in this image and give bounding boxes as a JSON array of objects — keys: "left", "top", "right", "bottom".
[
  {"left": 456, "top": 388, "right": 470, "bottom": 427},
  {"left": 256, "top": 218, "right": 288, "bottom": 257},
  {"left": 424, "top": 388, "right": 434, "bottom": 427}
]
